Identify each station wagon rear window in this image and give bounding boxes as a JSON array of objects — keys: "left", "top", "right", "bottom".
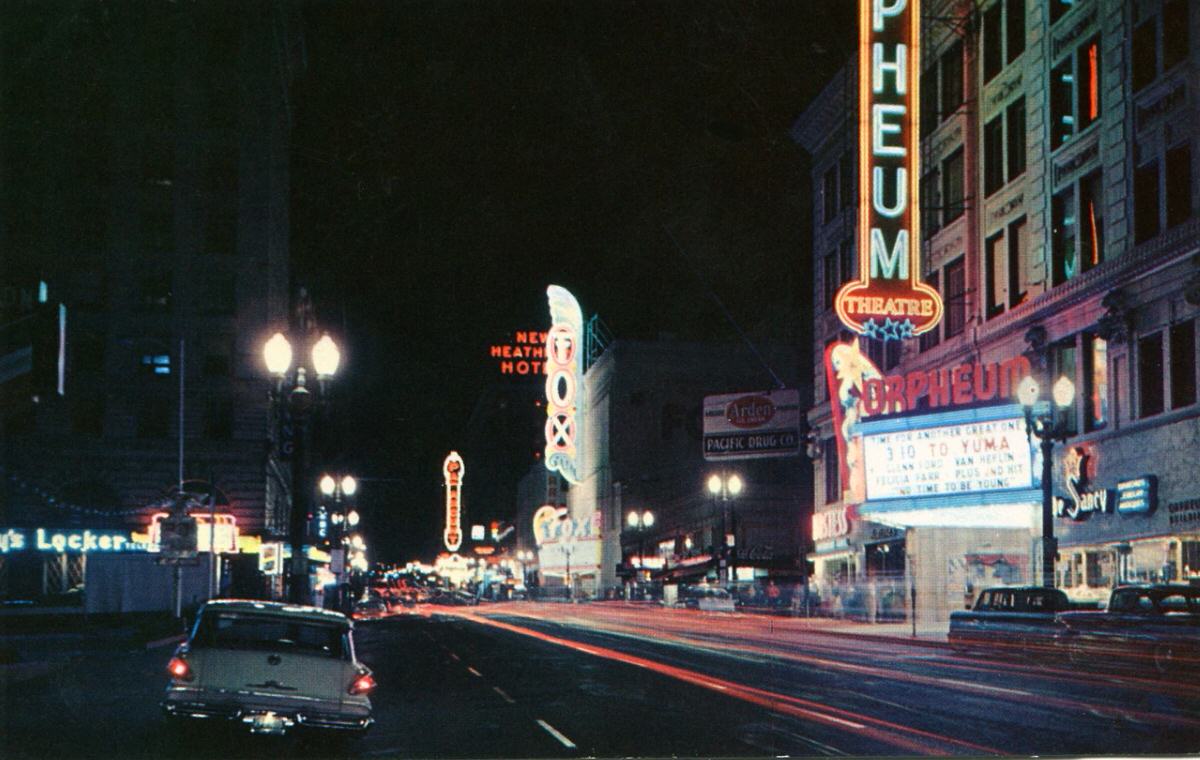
[{"left": 191, "top": 612, "right": 351, "bottom": 659}]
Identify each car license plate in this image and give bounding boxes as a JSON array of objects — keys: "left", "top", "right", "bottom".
[{"left": 248, "top": 712, "right": 290, "bottom": 735}]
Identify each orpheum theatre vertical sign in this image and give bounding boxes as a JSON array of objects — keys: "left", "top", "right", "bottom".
[
  {"left": 443, "top": 451, "right": 464, "bottom": 552},
  {"left": 835, "top": 0, "right": 942, "bottom": 342}
]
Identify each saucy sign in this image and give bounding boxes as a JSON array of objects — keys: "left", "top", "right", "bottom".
[{"left": 835, "top": 0, "right": 942, "bottom": 342}]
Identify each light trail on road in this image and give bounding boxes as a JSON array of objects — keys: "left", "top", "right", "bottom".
[{"left": 443, "top": 608, "right": 1009, "bottom": 756}]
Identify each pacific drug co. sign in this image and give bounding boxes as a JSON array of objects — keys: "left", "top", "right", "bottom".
[{"left": 835, "top": 0, "right": 942, "bottom": 342}]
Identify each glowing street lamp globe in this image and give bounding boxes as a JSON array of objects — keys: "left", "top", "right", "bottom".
[
  {"left": 707, "top": 474, "right": 723, "bottom": 495},
  {"left": 627, "top": 511, "right": 639, "bottom": 528},
  {"left": 320, "top": 474, "right": 337, "bottom": 496},
  {"left": 311, "top": 334, "right": 341, "bottom": 378},
  {"left": 641, "top": 510, "right": 655, "bottom": 528},
  {"left": 340, "top": 475, "right": 358, "bottom": 496},
  {"left": 263, "top": 332, "right": 293, "bottom": 376},
  {"left": 727, "top": 474, "right": 744, "bottom": 497},
  {"left": 347, "top": 510, "right": 360, "bottom": 527},
  {"left": 1053, "top": 375, "right": 1076, "bottom": 409},
  {"left": 1017, "top": 376, "right": 1040, "bottom": 408}
]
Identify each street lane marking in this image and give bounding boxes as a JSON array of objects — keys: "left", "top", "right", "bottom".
[
  {"left": 536, "top": 718, "right": 577, "bottom": 749},
  {"left": 935, "top": 678, "right": 1031, "bottom": 696},
  {"left": 467, "top": 666, "right": 483, "bottom": 677},
  {"left": 493, "top": 685, "right": 516, "bottom": 704},
  {"left": 449, "top": 652, "right": 460, "bottom": 661}
]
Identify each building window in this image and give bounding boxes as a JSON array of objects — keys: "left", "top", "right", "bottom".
[
  {"left": 1008, "top": 216, "right": 1028, "bottom": 308},
  {"left": 1052, "top": 170, "right": 1102, "bottom": 286},
  {"left": 1007, "top": 98, "right": 1027, "bottom": 179},
  {"left": 984, "top": 116, "right": 1005, "bottom": 196},
  {"left": 1006, "top": 0, "right": 1026, "bottom": 63},
  {"left": 1134, "top": 0, "right": 1191, "bottom": 93},
  {"left": 940, "top": 40, "right": 964, "bottom": 117},
  {"left": 823, "top": 164, "right": 838, "bottom": 223},
  {"left": 921, "top": 169, "right": 941, "bottom": 239},
  {"left": 982, "top": 2, "right": 1003, "bottom": 82},
  {"left": 823, "top": 250, "right": 838, "bottom": 309},
  {"left": 942, "top": 148, "right": 965, "bottom": 223},
  {"left": 985, "top": 232, "right": 1006, "bottom": 319},
  {"left": 1048, "top": 0, "right": 1074, "bottom": 26},
  {"left": 839, "top": 241, "right": 854, "bottom": 288},
  {"left": 839, "top": 153, "right": 853, "bottom": 210},
  {"left": 921, "top": 40, "right": 963, "bottom": 137},
  {"left": 1050, "top": 36, "right": 1101, "bottom": 149},
  {"left": 920, "top": 270, "right": 942, "bottom": 352},
  {"left": 1170, "top": 320, "right": 1197, "bottom": 409},
  {"left": 1084, "top": 334, "right": 1108, "bottom": 431},
  {"left": 865, "top": 337, "right": 885, "bottom": 373},
  {"left": 884, "top": 339, "right": 902, "bottom": 371},
  {"left": 823, "top": 438, "right": 840, "bottom": 504},
  {"left": 1166, "top": 141, "right": 1193, "bottom": 229},
  {"left": 984, "top": 99, "right": 1027, "bottom": 198},
  {"left": 1138, "top": 331, "right": 1165, "bottom": 418},
  {"left": 944, "top": 257, "right": 966, "bottom": 338},
  {"left": 1134, "top": 160, "right": 1161, "bottom": 243},
  {"left": 1050, "top": 340, "right": 1079, "bottom": 435}
]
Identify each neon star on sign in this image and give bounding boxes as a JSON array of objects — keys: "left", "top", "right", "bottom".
[
  {"left": 544, "top": 285, "right": 584, "bottom": 484},
  {"left": 443, "top": 451, "right": 464, "bottom": 552},
  {"left": 834, "top": 0, "right": 942, "bottom": 342}
]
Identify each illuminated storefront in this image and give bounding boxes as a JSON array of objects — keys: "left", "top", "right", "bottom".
[{"left": 0, "top": 526, "right": 147, "bottom": 599}]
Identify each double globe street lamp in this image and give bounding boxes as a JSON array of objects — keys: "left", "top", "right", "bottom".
[
  {"left": 320, "top": 473, "right": 359, "bottom": 611},
  {"left": 625, "top": 509, "right": 655, "bottom": 597},
  {"left": 1018, "top": 374, "right": 1076, "bottom": 589},
  {"left": 263, "top": 331, "right": 341, "bottom": 604},
  {"left": 707, "top": 473, "right": 744, "bottom": 585}
]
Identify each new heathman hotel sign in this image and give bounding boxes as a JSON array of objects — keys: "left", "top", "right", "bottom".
[{"left": 835, "top": 0, "right": 943, "bottom": 342}]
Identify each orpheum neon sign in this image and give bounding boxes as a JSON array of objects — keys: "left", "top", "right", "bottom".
[
  {"left": 835, "top": 0, "right": 942, "bottom": 342},
  {"left": 544, "top": 286, "right": 584, "bottom": 484},
  {"left": 443, "top": 451, "right": 464, "bottom": 552}
]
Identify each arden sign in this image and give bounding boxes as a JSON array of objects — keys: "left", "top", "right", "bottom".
[
  {"left": 703, "top": 389, "right": 801, "bottom": 461},
  {"left": 835, "top": 0, "right": 942, "bottom": 341},
  {"left": 862, "top": 417, "right": 1034, "bottom": 500}
]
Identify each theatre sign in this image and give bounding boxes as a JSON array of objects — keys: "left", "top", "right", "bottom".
[{"left": 834, "top": 0, "right": 942, "bottom": 341}]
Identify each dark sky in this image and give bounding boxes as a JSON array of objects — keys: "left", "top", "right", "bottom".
[{"left": 289, "top": 1, "right": 855, "bottom": 562}]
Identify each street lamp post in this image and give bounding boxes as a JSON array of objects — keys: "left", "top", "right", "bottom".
[
  {"left": 1019, "top": 374, "right": 1076, "bottom": 589},
  {"left": 706, "top": 472, "right": 744, "bottom": 586},
  {"left": 625, "top": 509, "right": 655, "bottom": 598},
  {"left": 264, "top": 330, "right": 341, "bottom": 605},
  {"left": 320, "top": 473, "right": 357, "bottom": 611}
]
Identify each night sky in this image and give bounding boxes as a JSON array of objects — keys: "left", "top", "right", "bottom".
[{"left": 290, "top": 1, "right": 855, "bottom": 562}]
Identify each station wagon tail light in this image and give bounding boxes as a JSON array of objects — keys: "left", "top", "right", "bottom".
[
  {"left": 167, "top": 657, "right": 194, "bottom": 682},
  {"left": 348, "top": 673, "right": 376, "bottom": 695}
]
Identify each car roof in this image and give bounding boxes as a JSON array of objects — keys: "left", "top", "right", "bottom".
[
  {"left": 200, "top": 599, "right": 352, "bottom": 624},
  {"left": 979, "top": 586, "right": 1064, "bottom": 593}
]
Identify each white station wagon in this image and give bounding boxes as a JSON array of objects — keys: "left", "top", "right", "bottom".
[{"left": 162, "top": 599, "right": 374, "bottom": 736}]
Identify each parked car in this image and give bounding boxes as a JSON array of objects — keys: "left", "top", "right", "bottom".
[
  {"left": 678, "top": 586, "right": 737, "bottom": 612},
  {"left": 352, "top": 597, "right": 391, "bottom": 621},
  {"left": 948, "top": 586, "right": 1074, "bottom": 656},
  {"left": 1055, "top": 584, "right": 1200, "bottom": 674},
  {"left": 161, "top": 600, "right": 374, "bottom": 737}
]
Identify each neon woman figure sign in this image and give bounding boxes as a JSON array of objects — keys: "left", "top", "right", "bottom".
[
  {"left": 544, "top": 286, "right": 584, "bottom": 484},
  {"left": 834, "top": 0, "right": 943, "bottom": 342},
  {"left": 443, "top": 451, "right": 464, "bottom": 552}
]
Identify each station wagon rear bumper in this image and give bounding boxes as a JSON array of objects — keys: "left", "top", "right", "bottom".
[{"left": 162, "top": 686, "right": 372, "bottom": 732}]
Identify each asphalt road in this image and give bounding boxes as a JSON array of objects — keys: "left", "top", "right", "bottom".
[{"left": 3, "top": 604, "right": 1199, "bottom": 758}]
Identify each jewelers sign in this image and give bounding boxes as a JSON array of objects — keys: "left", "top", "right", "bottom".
[
  {"left": 703, "top": 389, "right": 801, "bottom": 461},
  {"left": 862, "top": 417, "right": 1033, "bottom": 500}
]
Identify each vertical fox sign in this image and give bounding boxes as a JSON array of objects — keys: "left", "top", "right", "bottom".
[{"left": 835, "top": 0, "right": 942, "bottom": 341}]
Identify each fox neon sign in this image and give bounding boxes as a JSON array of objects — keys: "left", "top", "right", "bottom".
[
  {"left": 544, "top": 286, "right": 584, "bottom": 484},
  {"left": 835, "top": 0, "right": 942, "bottom": 341}
]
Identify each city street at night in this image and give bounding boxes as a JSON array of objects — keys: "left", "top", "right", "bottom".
[{"left": 5, "top": 603, "right": 1200, "bottom": 758}]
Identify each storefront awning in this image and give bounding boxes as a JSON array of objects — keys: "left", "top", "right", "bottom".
[{"left": 857, "top": 488, "right": 1040, "bottom": 529}]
